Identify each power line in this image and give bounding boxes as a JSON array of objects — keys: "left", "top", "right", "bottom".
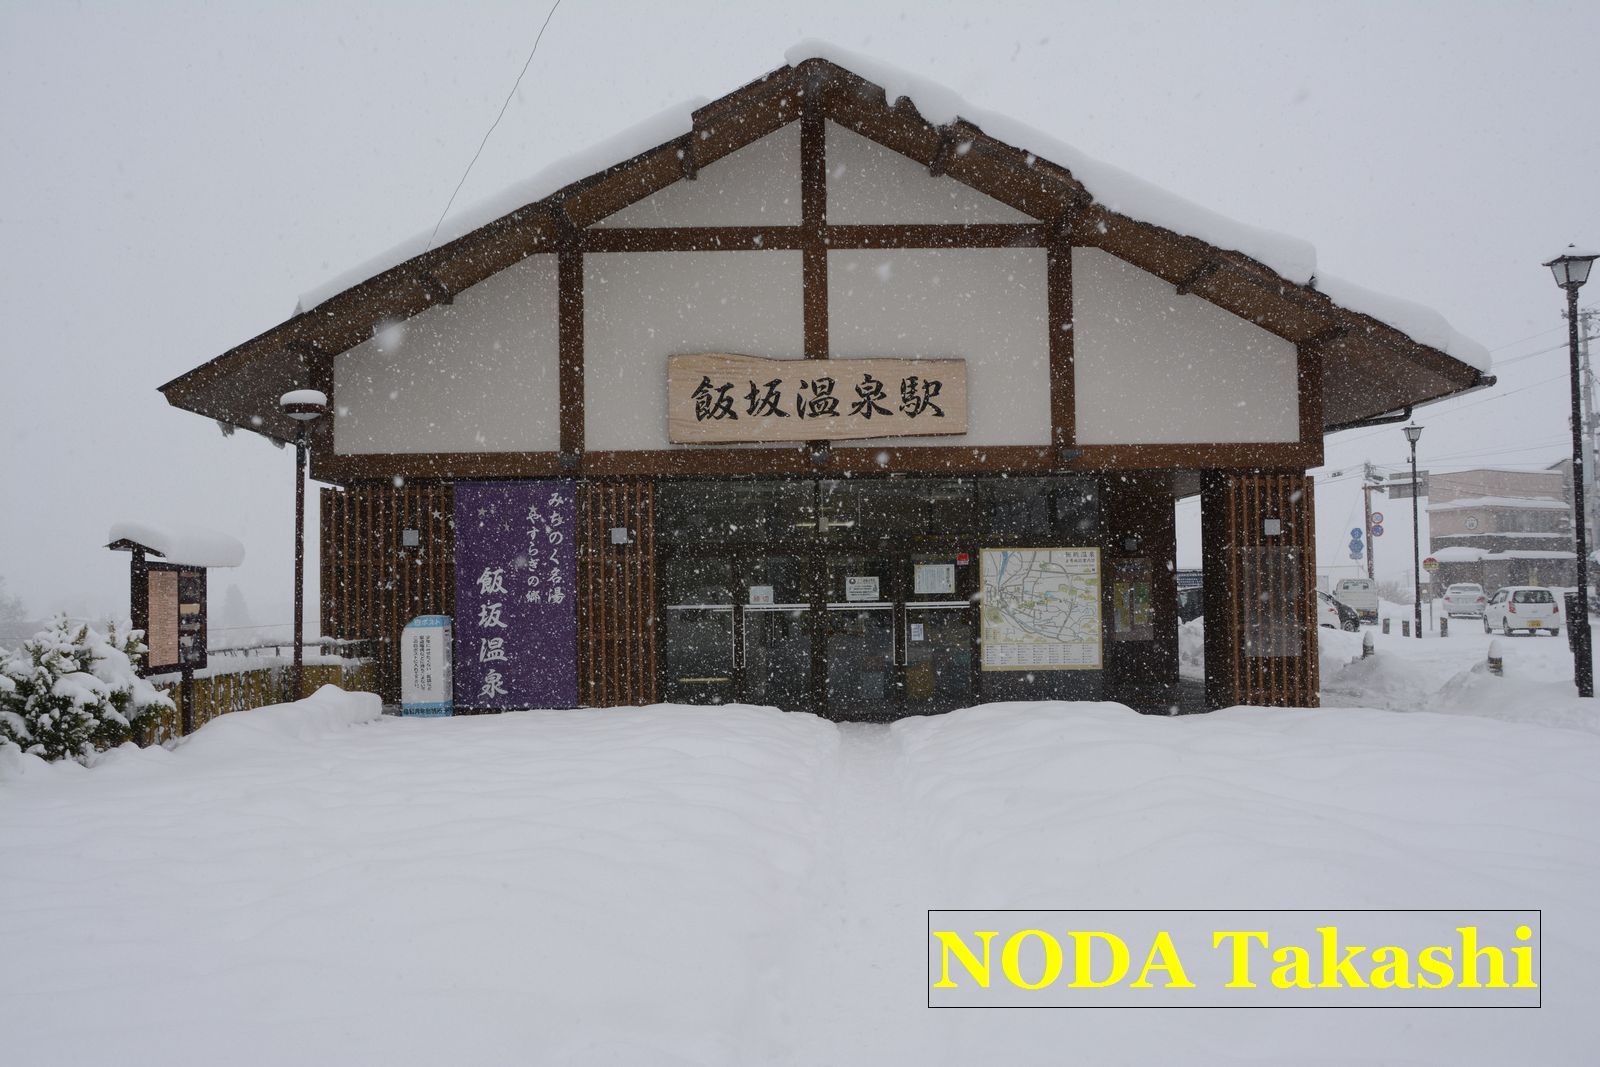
[{"left": 425, "top": 0, "right": 565, "bottom": 253}]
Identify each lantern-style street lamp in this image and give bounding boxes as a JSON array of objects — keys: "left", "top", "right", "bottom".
[
  {"left": 1403, "top": 422, "right": 1423, "bottom": 639},
  {"left": 280, "top": 389, "right": 328, "bottom": 700},
  {"left": 1544, "top": 245, "right": 1599, "bottom": 697}
]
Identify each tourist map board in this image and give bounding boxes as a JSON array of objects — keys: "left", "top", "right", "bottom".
[{"left": 980, "top": 547, "right": 1102, "bottom": 670}]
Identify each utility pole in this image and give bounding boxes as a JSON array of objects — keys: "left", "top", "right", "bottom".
[{"left": 1361, "top": 461, "right": 1380, "bottom": 580}]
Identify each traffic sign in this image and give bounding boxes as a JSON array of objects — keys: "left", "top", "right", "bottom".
[
  {"left": 1349, "top": 552, "right": 1362, "bottom": 560},
  {"left": 1370, "top": 524, "right": 1385, "bottom": 537},
  {"left": 1422, "top": 557, "right": 1439, "bottom": 573},
  {"left": 1348, "top": 539, "right": 1363, "bottom": 553},
  {"left": 1371, "top": 511, "right": 1385, "bottom": 524},
  {"left": 1350, "top": 527, "right": 1364, "bottom": 539}
]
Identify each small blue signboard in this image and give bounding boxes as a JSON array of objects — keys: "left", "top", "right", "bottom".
[
  {"left": 1350, "top": 527, "right": 1364, "bottom": 539},
  {"left": 1348, "top": 539, "right": 1363, "bottom": 553},
  {"left": 1370, "top": 523, "right": 1385, "bottom": 537}
]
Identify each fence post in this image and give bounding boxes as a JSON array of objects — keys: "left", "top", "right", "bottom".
[
  {"left": 1362, "top": 631, "right": 1375, "bottom": 659},
  {"left": 1401, "top": 620, "right": 1411, "bottom": 637},
  {"left": 1382, "top": 618, "right": 1391, "bottom": 635},
  {"left": 1440, "top": 616, "right": 1449, "bottom": 638},
  {"left": 1487, "top": 640, "right": 1503, "bottom": 677}
]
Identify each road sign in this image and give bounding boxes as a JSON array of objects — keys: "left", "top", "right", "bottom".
[
  {"left": 1348, "top": 539, "right": 1363, "bottom": 553},
  {"left": 1371, "top": 524, "right": 1385, "bottom": 537},
  {"left": 1350, "top": 527, "right": 1364, "bottom": 539},
  {"left": 1349, "top": 552, "right": 1362, "bottom": 561},
  {"left": 1371, "top": 511, "right": 1385, "bottom": 524},
  {"left": 1422, "top": 556, "right": 1439, "bottom": 573}
]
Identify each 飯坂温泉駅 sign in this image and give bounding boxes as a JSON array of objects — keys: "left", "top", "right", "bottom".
[{"left": 667, "top": 353, "right": 967, "bottom": 444}]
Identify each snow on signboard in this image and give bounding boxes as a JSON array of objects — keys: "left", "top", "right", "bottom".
[{"left": 980, "top": 547, "right": 1102, "bottom": 670}]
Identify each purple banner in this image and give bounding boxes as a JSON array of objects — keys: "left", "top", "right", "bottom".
[{"left": 454, "top": 480, "right": 577, "bottom": 709}]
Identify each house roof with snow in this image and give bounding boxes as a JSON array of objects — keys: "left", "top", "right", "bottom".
[
  {"left": 1429, "top": 495, "right": 1571, "bottom": 513},
  {"left": 105, "top": 520, "right": 245, "bottom": 569},
  {"left": 159, "top": 43, "right": 1492, "bottom": 445}
]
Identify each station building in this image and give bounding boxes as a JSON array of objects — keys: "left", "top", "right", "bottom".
[{"left": 159, "top": 49, "right": 1491, "bottom": 718}]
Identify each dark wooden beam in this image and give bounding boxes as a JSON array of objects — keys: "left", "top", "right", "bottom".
[
  {"left": 1175, "top": 259, "right": 1222, "bottom": 295},
  {"left": 417, "top": 271, "right": 453, "bottom": 306},
  {"left": 558, "top": 250, "right": 585, "bottom": 458}
]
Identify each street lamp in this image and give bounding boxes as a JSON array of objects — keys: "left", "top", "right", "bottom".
[
  {"left": 1544, "top": 245, "right": 1599, "bottom": 697},
  {"left": 280, "top": 388, "right": 329, "bottom": 700},
  {"left": 1404, "top": 422, "right": 1424, "bottom": 639}
]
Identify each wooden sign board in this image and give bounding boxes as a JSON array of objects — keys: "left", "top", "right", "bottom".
[
  {"left": 140, "top": 563, "right": 207, "bottom": 674},
  {"left": 667, "top": 353, "right": 967, "bottom": 444}
]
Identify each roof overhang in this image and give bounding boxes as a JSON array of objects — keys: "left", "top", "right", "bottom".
[{"left": 161, "top": 55, "right": 1490, "bottom": 445}]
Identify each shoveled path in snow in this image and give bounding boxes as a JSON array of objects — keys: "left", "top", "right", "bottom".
[{"left": 760, "top": 723, "right": 938, "bottom": 1063}]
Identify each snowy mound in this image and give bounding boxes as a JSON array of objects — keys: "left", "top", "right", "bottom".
[{"left": 106, "top": 520, "right": 245, "bottom": 568}]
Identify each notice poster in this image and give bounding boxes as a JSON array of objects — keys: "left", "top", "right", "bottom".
[
  {"left": 980, "top": 547, "right": 1102, "bottom": 670},
  {"left": 454, "top": 480, "right": 578, "bottom": 709},
  {"left": 1111, "top": 558, "right": 1154, "bottom": 642},
  {"left": 146, "top": 571, "right": 179, "bottom": 669}
]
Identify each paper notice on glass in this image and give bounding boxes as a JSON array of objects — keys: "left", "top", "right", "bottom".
[
  {"left": 914, "top": 563, "right": 956, "bottom": 595},
  {"left": 748, "top": 585, "right": 775, "bottom": 606},
  {"left": 910, "top": 622, "right": 925, "bottom": 642},
  {"left": 845, "top": 576, "right": 880, "bottom": 602}
]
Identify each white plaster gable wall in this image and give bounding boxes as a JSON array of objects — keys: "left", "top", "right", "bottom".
[
  {"left": 825, "top": 121, "right": 1034, "bottom": 224},
  {"left": 591, "top": 123, "right": 801, "bottom": 228},
  {"left": 1072, "top": 247, "right": 1300, "bottom": 445},
  {"left": 334, "top": 254, "right": 559, "bottom": 455},
  {"left": 584, "top": 251, "right": 805, "bottom": 451},
  {"left": 827, "top": 248, "right": 1050, "bottom": 447}
]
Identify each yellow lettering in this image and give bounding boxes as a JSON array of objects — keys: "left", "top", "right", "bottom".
[
  {"left": 1317, "top": 926, "right": 1369, "bottom": 988},
  {"left": 1001, "top": 930, "right": 1063, "bottom": 990},
  {"left": 1130, "top": 931, "right": 1194, "bottom": 989},
  {"left": 1417, "top": 945, "right": 1454, "bottom": 989},
  {"left": 1069, "top": 931, "right": 1129, "bottom": 988},
  {"left": 1369, "top": 946, "right": 1414, "bottom": 989},
  {"left": 932, "top": 930, "right": 997, "bottom": 989},
  {"left": 1512, "top": 925, "right": 1538, "bottom": 989},
  {"left": 1271, "top": 945, "right": 1313, "bottom": 989},
  {"left": 1213, "top": 930, "right": 1269, "bottom": 988},
  {"left": 1458, "top": 927, "right": 1507, "bottom": 989}
]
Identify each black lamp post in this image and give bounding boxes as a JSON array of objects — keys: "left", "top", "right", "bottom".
[
  {"left": 1404, "top": 422, "right": 1424, "bottom": 639},
  {"left": 280, "top": 389, "right": 328, "bottom": 700},
  {"left": 1544, "top": 245, "right": 1598, "bottom": 697}
]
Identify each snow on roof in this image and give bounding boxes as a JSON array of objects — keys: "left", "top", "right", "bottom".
[
  {"left": 1429, "top": 495, "right": 1570, "bottom": 512},
  {"left": 1432, "top": 545, "right": 1576, "bottom": 563},
  {"left": 107, "top": 521, "right": 245, "bottom": 569},
  {"left": 1431, "top": 546, "right": 1485, "bottom": 562},
  {"left": 295, "top": 41, "right": 1489, "bottom": 375}
]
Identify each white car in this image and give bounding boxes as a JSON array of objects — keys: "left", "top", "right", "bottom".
[
  {"left": 1483, "top": 586, "right": 1562, "bottom": 636},
  {"left": 1442, "top": 583, "right": 1486, "bottom": 618},
  {"left": 1316, "top": 590, "right": 1360, "bottom": 631}
]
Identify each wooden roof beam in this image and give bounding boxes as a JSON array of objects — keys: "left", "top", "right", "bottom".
[{"left": 1175, "top": 259, "right": 1222, "bottom": 296}]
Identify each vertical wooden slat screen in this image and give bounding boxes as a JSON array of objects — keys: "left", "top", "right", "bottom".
[
  {"left": 319, "top": 483, "right": 456, "bottom": 703},
  {"left": 577, "top": 479, "right": 658, "bottom": 708},
  {"left": 1200, "top": 471, "right": 1318, "bottom": 709}
]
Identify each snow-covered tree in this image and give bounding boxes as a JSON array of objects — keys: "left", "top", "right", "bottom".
[
  {"left": 0, "top": 576, "right": 24, "bottom": 624},
  {"left": 0, "top": 616, "right": 172, "bottom": 763}
]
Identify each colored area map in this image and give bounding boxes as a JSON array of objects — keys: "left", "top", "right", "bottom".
[{"left": 980, "top": 548, "right": 1102, "bottom": 670}]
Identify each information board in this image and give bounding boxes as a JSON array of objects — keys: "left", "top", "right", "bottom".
[{"left": 980, "top": 547, "right": 1102, "bottom": 670}]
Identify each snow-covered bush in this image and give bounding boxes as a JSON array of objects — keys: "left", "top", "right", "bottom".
[{"left": 0, "top": 616, "right": 172, "bottom": 763}]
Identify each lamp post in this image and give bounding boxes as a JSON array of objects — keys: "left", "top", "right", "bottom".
[
  {"left": 1404, "top": 422, "right": 1424, "bottom": 639},
  {"left": 1544, "top": 245, "right": 1599, "bottom": 697},
  {"left": 280, "top": 389, "right": 329, "bottom": 700}
]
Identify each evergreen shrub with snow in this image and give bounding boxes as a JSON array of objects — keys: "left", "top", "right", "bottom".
[{"left": 0, "top": 616, "right": 172, "bottom": 763}]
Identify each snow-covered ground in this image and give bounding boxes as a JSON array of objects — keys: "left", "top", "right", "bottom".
[{"left": 4, "top": 647, "right": 1597, "bottom": 1063}]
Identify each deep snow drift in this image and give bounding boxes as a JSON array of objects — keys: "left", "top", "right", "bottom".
[{"left": 2, "top": 679, "right": 1594, "bottom": 1064}]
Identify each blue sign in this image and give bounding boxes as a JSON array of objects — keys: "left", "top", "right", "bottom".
[
  {"left": 454, "top": 480, "right": 578, "bottom": 710},
  {"left": 1348, "top": 539, "right": 1364, "bottom": 553},
  {"left": 1348, "top": 552, "right": 1363, "bottom": 560},
  {"left": 1350, "top": 527, "right": 1364, "bottom": 539},
  {"left": 1370, "top": 524, "right": 1385, "bottom": 537}
]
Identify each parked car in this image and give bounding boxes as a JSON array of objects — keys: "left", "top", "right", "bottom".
[
  {"left": 1316, "top": 590, "right": 1361, "bottom": 631},
  {"left": 1483, "top": 586, "right": 1562, "bottom": 636},
  {"left": 1442, "top": 583, "right": 1487, "bottom": 618},
  {"left": 1332, "top": 578, "right": 1378, "bottom": 622}
]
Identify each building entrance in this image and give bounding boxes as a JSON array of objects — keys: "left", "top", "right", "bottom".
[{"left": 657, "top": 476, "right": 1099, "bottom": 721}]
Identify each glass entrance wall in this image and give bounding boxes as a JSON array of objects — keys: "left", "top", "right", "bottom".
[{"left": 656, "top": 476, "right": 1104, "bottom": 718}]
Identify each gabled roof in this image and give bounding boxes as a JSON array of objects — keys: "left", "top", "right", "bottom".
[{"left": 161, "top": 44, "right": 1492, "bottom": 443}]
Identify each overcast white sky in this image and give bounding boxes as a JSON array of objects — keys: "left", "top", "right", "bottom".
[{"left": 3, "top": 0, "right": 1598, "bottom": 629}]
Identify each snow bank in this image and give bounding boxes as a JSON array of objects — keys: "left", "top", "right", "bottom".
[
  {"left": 177, "top": 683, "right": 381, "bottom": 757},
  {"left": 106, "top": 520, "right": 245, "bottom": 568}
]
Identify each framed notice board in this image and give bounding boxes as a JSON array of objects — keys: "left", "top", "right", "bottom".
[{"left": 136, "top": 562, "right": 207, "bottom": 674}]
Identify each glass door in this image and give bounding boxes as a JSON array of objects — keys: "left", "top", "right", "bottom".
[
  {"left": 739, "top": 552, "right": 812, "bottom": 711},
  {"left": 903, "top": 551, "right": 978, "bottom": 715},
  {"left": 824, "top": 553, "right": 899, "bottom": 720},
  {"left": 663, "top": 555, "right": 736, "bottom": 704}
]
